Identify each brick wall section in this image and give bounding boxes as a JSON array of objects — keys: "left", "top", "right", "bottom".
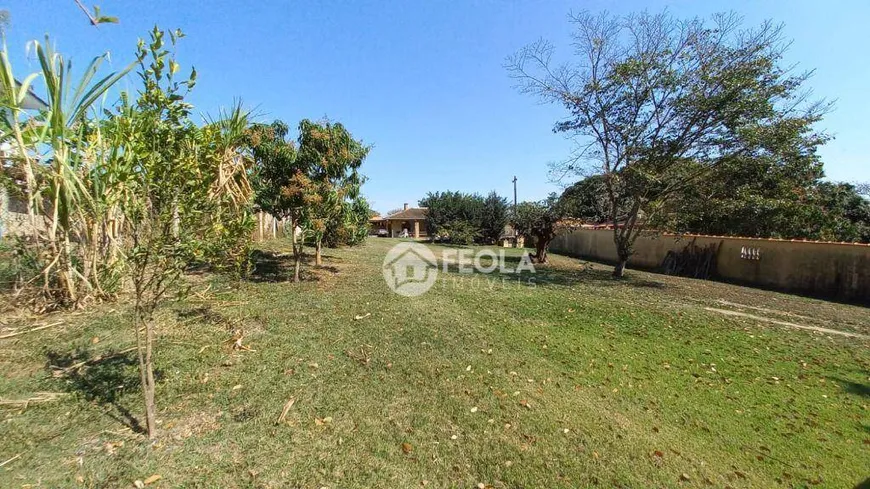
[{"left": 550, "top": 229, "right": 870, "bottom": 303}]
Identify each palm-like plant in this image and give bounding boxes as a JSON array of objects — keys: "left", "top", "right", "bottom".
[{"left": 0, "top": 36, "right": 134, "bottom": 304}]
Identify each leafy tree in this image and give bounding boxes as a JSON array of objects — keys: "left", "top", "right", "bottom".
[
  {"left": 324, "top": 195, "right": 373, "bottom": 248},
  {"left": 295, "top": 119, "right": 369, "bottom": 265},
  {"left": 635, "top": 160, "right": 870, "bottom": 242},
  {"left": 420, "top": 190, "right": 508, "bottom": 244},
  {"left": 657, "top": 154, "right": 824, "bottom": 238},
  {"left": 116, "top": 27, "right": 219, "bottom": 439},
  {"left": 812, "top": 182, "right": 870, "bottom": 242},
  {"left": 420, "top": 191, "right": 480, "bottom": 241},
  {"left": 559, "top": 175, "right": 612, "bottom": 224},
  {"left": 438, "top": 220, "right": 480, "bottom": 246},
  {"left": 2, "top": 26, "right": 256, "bottom": 438},
  {"left": 249, "top": 120, "right": 310, "bottom": 281},
  {"left": 511, "top": 194, "right": 579, "bottom": 263},
  {"left": 508, "top": 11, "right": 829, "bottom": 277},
  {"left": 480, "top": 191, "right": 510, "bottom": 244}
]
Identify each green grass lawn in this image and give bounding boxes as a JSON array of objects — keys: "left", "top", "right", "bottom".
[{"left": 1, "top": 238, "right": 868, "bottom": 488}]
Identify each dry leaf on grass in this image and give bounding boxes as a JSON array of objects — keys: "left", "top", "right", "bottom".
[{"left": 276, "top": 397, "right": 296, "bottom": 424}]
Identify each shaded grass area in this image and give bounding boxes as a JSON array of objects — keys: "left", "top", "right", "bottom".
[{"left": 0, "top": 238, "right": 868, "bottom": 488}]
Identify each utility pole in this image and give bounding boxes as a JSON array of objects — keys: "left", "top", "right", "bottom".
[{"left": 512, "top": 176, "right": 518, "bottom": 237}]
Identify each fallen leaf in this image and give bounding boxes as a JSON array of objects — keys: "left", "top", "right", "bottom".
[
  {"left": 143, "top": 475, "right": 161, "bottom": 485},
  {"left": 276, "top": 397, "right": 296, "bottom": 424},
  {"left": 401, "top": 442, "right": 413, "bottom": 454},
  {"left": 679, "top": 473, "right": 691, "bottom": 482}
]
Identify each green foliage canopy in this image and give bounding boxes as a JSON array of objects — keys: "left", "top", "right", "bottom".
[{"left": 419, "top": 190, "right": 508, "bottom": 245}]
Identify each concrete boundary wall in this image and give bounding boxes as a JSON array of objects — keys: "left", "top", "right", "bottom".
[{"left": 550, "top": 229, "right": 870, "bottom": 303}]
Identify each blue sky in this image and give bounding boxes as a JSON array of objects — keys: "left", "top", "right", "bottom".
[{"left": 4, "top": 1, "right": 868, "bottom": 214}]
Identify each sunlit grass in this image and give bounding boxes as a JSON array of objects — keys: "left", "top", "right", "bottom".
[{"left": 1, "top": 238, "right": 867, "bottom": 488}]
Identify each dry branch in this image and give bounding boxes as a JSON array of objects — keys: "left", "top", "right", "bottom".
[
  {"left": 0, "top": 322, "right": 64, "bottom": 339},
  {"left": 0, "top": 392, "right": 67, "bottom": 408},
  {"left": 0, "top": 453, "right": 21, "bottom": 467}
]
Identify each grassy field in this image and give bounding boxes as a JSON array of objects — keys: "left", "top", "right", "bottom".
[{"left": 1, "top": 238, "right": 868, "bottom": 488}]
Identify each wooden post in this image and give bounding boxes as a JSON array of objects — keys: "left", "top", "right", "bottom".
[{"left": 414, "top": 221, "right": 420, "bottom": 239}]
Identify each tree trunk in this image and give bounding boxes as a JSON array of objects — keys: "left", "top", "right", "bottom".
[
  {"left": 535, "top": 237, "right": 549, "bottom": 264},
  {"left": 293, "top": 251, "right": 302, "bottom": 282},
  {"left": 171, "top": 198, "right": 180, "bottom": 239},
  {"left": 134, "top": 307, "right": 157, "bottom": 439},
  {"left": 613, "top": 239, "right": 630, "bottom": 278},
  {"left": 315, "top": 239, "right": 322, "bottom": 266},
  {"left": 612, "top": 257, "right": 628, "bottom": 278},
  {"left": 290, "top": 217, "right": 302, "bottom": 282}
]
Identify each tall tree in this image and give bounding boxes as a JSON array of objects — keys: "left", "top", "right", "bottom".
[
  {"left": 419, "top": 190, "right": 508, "bottom": 244},
  {"left": 296, "top": 119, "right": 369, "bottom": 265},
  {"left": 480, "top": 191, "right": 510, "bottom": 244},
  {"left": 559, "top": 175, "right": 612, "bottom": 224},
  {"left": 508, "top": 10, "right": 829, "bottom": 277},
  {"left": 249, "top": 120, "right": 310, "bottom": 281}
]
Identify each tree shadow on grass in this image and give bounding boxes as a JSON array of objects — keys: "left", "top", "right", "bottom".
[
  {"left": 248, "top": 249, "right": 344, "bottom": 283},
  {"left": 247, "top": 249, "right": 296, "bottom": 283},
  {"left": 437, "top": 254, "right": 668, "bottom": 290},
  {"left": 533, "top": 264, "right": 667, "bottom": 289},
  {"left": 828, "top": 376, "right": 870, "bottom": 398},
  {"left": 45, "top": 348, "right": 157, "bottom": 434}
]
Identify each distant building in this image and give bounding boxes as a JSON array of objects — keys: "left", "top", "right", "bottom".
[
  {"left": 0, "top": 80, "right": 48, "bottom": 238},
  {"left": 370, "top": 203, "right": 428, "bottom": 238}
]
